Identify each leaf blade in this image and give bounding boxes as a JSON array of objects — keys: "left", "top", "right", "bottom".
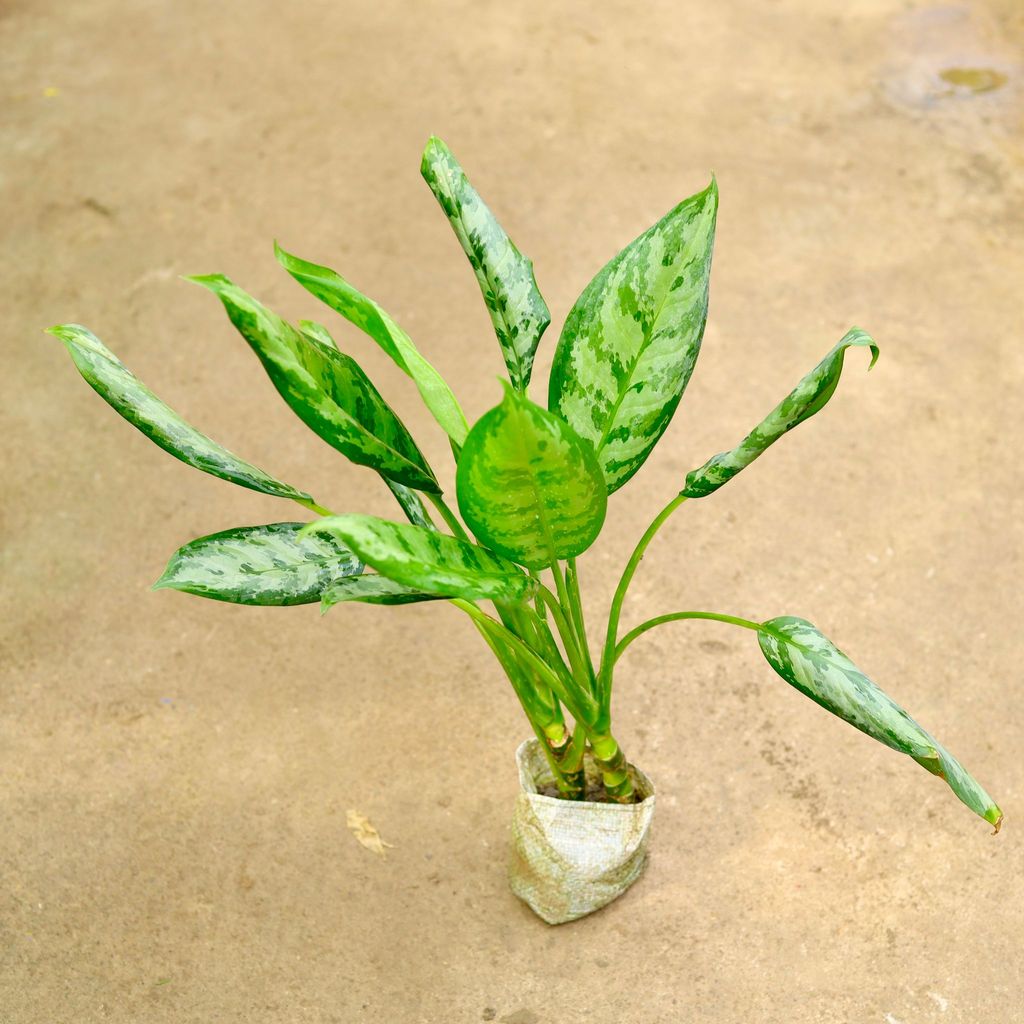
[
  {"left": 47, "top": 324, "right": 316, "bottom": 506},
  {"left": 191, "top": 276, "right": 439, "bottom": 493},
  {"left": 277, "top": 243, "right": 469, "bottom": 446},
  {"left": 321, "top": 574, "right": 449, "bottom": 609},
  {"left": 682, "top": 328, "right": 879, "bottom": 498},
  {"left": 758, "top": 616, "right": 1001, "bottom": 828},
  {"left": 306, "top": 513, "right": 533, "bottom": 602},
  {"left": 456, "top": 385, "right": 607, "bottom": 569},
  {"left": 154, "top": 522, "right": 362, "bottom": 606},
  {"left": 420, "top": 136, "right": 550, "bottom": 391},
  {"left": 549, "top": 179, "right": 718, "bottom": 493}
]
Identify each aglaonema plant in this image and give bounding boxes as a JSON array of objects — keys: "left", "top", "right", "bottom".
[{"left": 49, "top": 136, "right": 1001, "bottom": 833}]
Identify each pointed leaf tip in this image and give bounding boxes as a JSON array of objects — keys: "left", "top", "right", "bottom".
[
  {"left": 681, "top": 327, "right": 881, "bottom": 499},
  {"left": 421, "top": 137, "right": 550, "bottom": 391},
  {"left": 758, "top": 616, "right": 1001, "bottom": 827}
]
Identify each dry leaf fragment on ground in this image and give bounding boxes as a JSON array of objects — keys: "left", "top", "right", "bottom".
[{"left": 346, "top": 809, "right": 394, "bottom": 857}]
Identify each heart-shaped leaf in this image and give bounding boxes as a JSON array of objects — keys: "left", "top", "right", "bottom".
[
  {"left": 321, "top": 574, "right": 449, "bottom": 609},
  {"left": 277, "top": 243, "right": 469, "bottom": 447},
  {"left": 421, "top": 136, "right": 550, "bottom": 391},
  {"left": 306, "top": 514, "right": 533, "bottom": 602},
  {"left": 456, "top": 385, "right": 607, "bottom": 569},
  {"left": 549, "top": 179, "right": 718, "bottom": 493},
  {"left": 191, "top": 276, "right": 439, "bottom": 493},
  {"left": 47, "top": 324, "right": 318, "bottom": 508},
  {"left": 682, "top": 328, "right": 879, "bottom": 498},
  {"left": 759, "top": 616, "right": 1002, "bottom": 829},
  {"left": 154, "top": 523, "right": 362, "bottom": 606}
]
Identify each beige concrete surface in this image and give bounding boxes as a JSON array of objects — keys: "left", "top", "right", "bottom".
[{"left": 3, "top": 1, "right": 1023, "bottom": 1021}]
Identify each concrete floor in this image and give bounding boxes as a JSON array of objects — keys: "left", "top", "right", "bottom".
[{"left": 3, "top": 1, "right": 1022, "bottom": 1021}]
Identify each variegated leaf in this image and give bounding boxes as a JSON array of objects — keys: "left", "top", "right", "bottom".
[
  {"left": 382, "top": 477, "right": 435, "bottom": 529},
  {"left": 456, "top": 384, "right": 606, "bottom": 569},
  {"left": 154, "top": 523, "right": 361, "bottom": 606},
  {"left": 321, "top": 574, "right": 449, "bottom": 609},
  {"left": 305, "top": 514, "right": 534, "bottom": 602},
  {"left": 191, "top": 276, "right": 439, "bottom": 493},
  {"left": 548, "top": 179, "right": 718, "bottom": 493},
  {"left": 758, "top": 616, "right": 1002, "bottom": 828},
  {"left": 421, "top": 136, "right": 550, "bottom": 391},
  {"left": 299, "top": 322, "right": 435, "bottom": 529},
  {"left": 682, "top": 328, "right": 879, "bottom": 498},
  {"left": 47, "top": 324, "right": 317, "bottom": 508},
  {"left": 278, "top": 244, "right": 469, "bottom": 446}
]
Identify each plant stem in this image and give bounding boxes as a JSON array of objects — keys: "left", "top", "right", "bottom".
[
  {"left": 534, "top": 585, "right": 594, "bottom": 701},
  {"left": 426, "top": 492, "right": 470, "bottom": 541},
  {"left": 473, "top": 621, "right": 582, "bottom": 797},
  {"left": 599, "top": 494, "right": 688, "bottom": 702},
  {"left": 613, "top": 610, "right": 763, "bottom": 664},
  {"left": 451, "top": 600, "right": 598, "bottom": 724},
  {"left": 566, "top": 557, "right": 597, "bottom": 681},
  {"left": 294, "top": 496, "right": 334, "bottom": 517},
  {"left": 589, "top": 733, "right": 637, "bottom": 801}
]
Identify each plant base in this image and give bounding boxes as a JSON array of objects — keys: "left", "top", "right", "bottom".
[{"left": 508, "top": 738, "right": 656, "bottom": 925}]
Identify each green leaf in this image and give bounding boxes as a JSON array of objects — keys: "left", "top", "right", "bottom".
[
  {"left": 758, "top": 616, "right": 1002, "bottom": 829},
  {"left": 154, "top": 522, "right": 361, "bottom": 606},
  {"left": 321, "top": 574, "right": 449, "bottom": 609},
  {"left": 548, "top": 179, "right": 718, "bottom": 494},
  {"left": 682, "top": 328, "right": 879, "bottom": 498},
  {"left": 382, "top": 476, "right": 434, "bottom": 529},
  {"left": 455, "top": 385, "right": 607, "bottom": 569},
  {"left": 277, "top": 243, "right": 469, "bottom": 446},
  {"left": 47, "top": 324, "right": 319, "bottom": 509},
  {"left": 297, "top": 322, "right": 435, "bottom": 529},
  {"left": 190, "top": 276, "right": 439, "bottom": 493},
  {"left": 420, "top": 136, "right": 550, "bottom": 391},
  {"left": 305, "top": 513, "right": 534, "bottom": 602}
]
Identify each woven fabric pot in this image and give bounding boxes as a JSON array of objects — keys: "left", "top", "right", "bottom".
[{"left": 508, "top": 738, "right": 656, "bottom": 925}]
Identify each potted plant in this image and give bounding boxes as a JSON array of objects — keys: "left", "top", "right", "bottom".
[{"left": 49, "top": 137, "right": 1001, "bottom": 925}]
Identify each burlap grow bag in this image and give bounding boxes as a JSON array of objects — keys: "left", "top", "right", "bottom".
[{"left": 508, "top": 739, "right": 656, "bottom": 924}]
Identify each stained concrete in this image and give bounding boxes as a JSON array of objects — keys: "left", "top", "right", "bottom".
[{"left": 2, "top": 1, "right": 1022, "bottom": 1021}]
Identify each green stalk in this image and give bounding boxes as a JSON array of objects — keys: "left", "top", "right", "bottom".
[
  {"left": 566, "top": 557, "right": 597, "bottom": 682},
  {"left": 510, "top": 602, "right": 575, "bottom": 694},
  {"left": 614, "top": 610, "right": 763, "bottom": 663},
  {"left": 294, "top": 496, "right": 334, "bottom": 517},
  {"left": 590, "top": 733, "right": 636, "bottom": 802},
  {"left": 534, "top": 585, "right": 594, "bottom": 701},
  {"left": 599, "top": 494, "right": 688, "bottom": 704},
  {"left": 426, "top": 492, "right": 470, "bottom": 541},
  {"left": 452, "top": 600, "right": 598, "bottom": 725},
  {"left": 473, "top": 621, "right": 580, "bottom": 797}
]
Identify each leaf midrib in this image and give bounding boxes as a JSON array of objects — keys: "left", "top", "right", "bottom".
[{"left": 507, "top": 400, "right": 561, "bottom": 568}]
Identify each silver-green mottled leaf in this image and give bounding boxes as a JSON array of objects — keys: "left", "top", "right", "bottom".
[
  {"left": 190, "top": 276, "right": 439, "bottom": 493},
  {"left": 305, "top": 514, "right": 533, "bottom": 602},
  {"left": 277, "top": 243, "right": 469, "bottom": 446},
  {"left": 455, "top": 385, "right": 607, "bottom": 569},
  {"left": 382, "top": 476, "right": 435, "bottom": 529},
  {"left": 294, "top": 328, "right": 435, "bottom": 529},
  {"left": 154, "top": 523, "right": 361, "bottom": 606},
  {"left": 421, "top": 136, "right": 550, "bottom": 391},
  {"left": 548, "top": 179, "right": 718, "bottom": 493},
  {"left": 47, "top": 324, "right": 316, "bottom": 507},
  {"left": 321, "top": 574, "right": 449, "bottom": 609},
  {"left": 298, "top": 324, "right": 434, "bottom": 528},
  {"left": 682, "top": 328, "right": 879, "bottom": 498},
  {"left": 758, "top": 616, "right": 1002, "bottom": 829}
]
